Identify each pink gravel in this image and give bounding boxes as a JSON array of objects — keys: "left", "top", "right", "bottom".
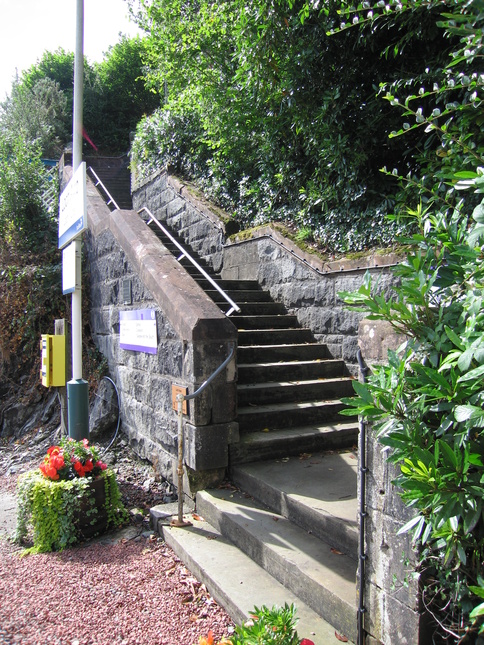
[{"left": 0, "top": 536, "right": 234, "bottom": 645}]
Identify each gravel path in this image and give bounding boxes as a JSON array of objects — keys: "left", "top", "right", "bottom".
[{"left": 0, "top": 428, "right": 235, "bottom": 645}]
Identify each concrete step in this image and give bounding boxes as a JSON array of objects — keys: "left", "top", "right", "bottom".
[
  {"left": 206, "top": 289, "right": 273, "bottom": 303},
  {"left": 196, "top": 278, "right": 262, "bottom": 291},
  {"left": 231, "top": 452, "right": 359, "bottom": 557},
  {"left": 231, "top": 314, "right": 300, "bottom": 330},
  {"left": 238, "top": 377, "right": 355, "bottom": 406},
  {"left": 153, "top": 509, "right": 348, "bottom": 645},
  {"left": 237, "top": 343, "right": 331, "bottom": 363},
  {"left": 229, "top": 423, "right": 358, "bottom": 464},
  {"left": 221, "top": 301, "right": 287, "bottom": 316},
  {"left": 237, "top": 399, "right": 347, "bottom": 432},
  {"left": 238, "top": 359, "right": 348, "bottom": 384},
  {"left": 238, "top": 328, "right": 314, "bottom": 346},
  {"left": 196, "top": 489, "right": 357, "bottom": 643}
]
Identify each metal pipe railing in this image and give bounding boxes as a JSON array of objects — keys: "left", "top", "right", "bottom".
[
  {"left": 227, "top": 234, "right": 399, "bottom": 277},
  {"left": 357, "top": 348, "right": 370, "bottom": 645},
  {"left": 171, "top": 343, "right": 236, "bottom": 527},
  {"left": 87, "top": 166, "right": 120, "bottom": 211},
  {"left": 138, "top": 207, "right": 241, "bottom": 317}
]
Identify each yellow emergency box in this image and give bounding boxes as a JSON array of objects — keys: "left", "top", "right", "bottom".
[{"left": 40, "top": 335, "right": 66, "bottom": 387}]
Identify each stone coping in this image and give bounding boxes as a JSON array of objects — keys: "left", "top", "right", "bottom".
[
  {"left": 83, "top": 170, "right": 236, "bottom": 344},
  {"left": 228, "top": 225, "right": 404, "bottom": 275}
]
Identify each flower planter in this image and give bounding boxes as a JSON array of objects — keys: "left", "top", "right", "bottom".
[
  {"left": 74, "top": 476, "right": 109, "bottom": 540},
  {"left": 16, "top": 438, "right": 128, "bottom": 553}
]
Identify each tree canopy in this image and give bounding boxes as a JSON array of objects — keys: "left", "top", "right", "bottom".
[
  {"left": 0, "top": 37, "right": 158, "bottom": 157},
  {"left": 129, "top": 0, "right": 461, "bottom": 252}
]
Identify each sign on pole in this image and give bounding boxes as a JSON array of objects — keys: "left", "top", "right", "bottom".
[
  {"left": 62, "top": 241, "right": 81, "bottom": 295},
  {"left": 58, "top": 162, "right": 87, "bottom": 250}
]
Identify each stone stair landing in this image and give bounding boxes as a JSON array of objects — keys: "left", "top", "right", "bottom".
[{"left": 151, "top": 449, "right": 358, "bottom": 644}]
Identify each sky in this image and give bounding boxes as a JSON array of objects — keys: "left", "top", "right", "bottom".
[{"left": 0, "top": 0, "right": 142, "bottom": 100}]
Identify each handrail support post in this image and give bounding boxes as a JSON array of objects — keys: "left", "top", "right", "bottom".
[
  {"left": 169, "top": 344, "right": 236, "bottom": 529},
  {"left": 170, "top": 393, "right": 192, "bottom": 527}
]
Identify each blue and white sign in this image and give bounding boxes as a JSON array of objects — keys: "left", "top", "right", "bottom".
[
  {"left": 120, "top": 309, "right": 158, "bottom": 354},
  {"left": 58, "top": 162, "right": 87, "bottom": 250}
]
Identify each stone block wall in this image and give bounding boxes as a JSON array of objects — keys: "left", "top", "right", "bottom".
[
  {"left": 359, "top": 320, "right": 428, "bottom": 645},
  {"left": 131, "top": 171, "right": 402, "bottom": 376},
  {"left": 84, "top": 171, "right": 238, "bottom": 496},
  {"left": 223, "top": 230, "right": 401, "bottom": 375},
  {"left": 132, "top": 171, "right": 228, "bottom": 274}
]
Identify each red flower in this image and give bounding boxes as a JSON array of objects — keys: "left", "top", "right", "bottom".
[
  {"left": 96, "top": 460, "right": 107, "bottom": 471},
  {"left": 51, "top": 454, "right": 65, "bottom": 470},
  {"left": 300, "top": 640, "right": 315, "bottom": 645},
  {"left": 84, "top": 459, "right": 94, "bottom": 473},
  {"left": 73, "top": 460, "right": 85, "bottom": 477}
]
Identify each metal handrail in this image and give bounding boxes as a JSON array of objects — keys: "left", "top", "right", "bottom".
[
  {"left": 138, "top": 207, "right": 240, "bottom": 316},
  {"left": 172, "top": 343, "right": 237, "bottom": 527},
  {"left": 228, "top": 233, "right": 399, "bottom": 276},
  {"left": 87, "top": 166, "right": 120, "bottom": 211}
]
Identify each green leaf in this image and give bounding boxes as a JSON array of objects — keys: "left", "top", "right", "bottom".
[
  {"left": 444, "top": 326, "right": 465, "bottom": 351},
  {"left": 457, "top": 365, "right": 484, "bottom": 383},
  {"left": 438, "top": 440, "right": 458, "bottom": 468},
  {"left": 469, "top": 586, "right": 484, "bottom": 600},
  {"left": 397, "top": 514, "right": 423, "bottom": 536},
  {"left": 455, "top": 405, "right": 484, "bottom": 423},
  {"left": 469, "top": 602, "right": 484, "bottom": 620},
  {"left": 472, "top": 202, "right": 484, "bottom": 224}
]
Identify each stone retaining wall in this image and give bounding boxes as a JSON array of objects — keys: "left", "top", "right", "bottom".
[
  {"left": 132, "top": 171, "right": 402, "bottom": 375},
  {"left": 223, "top": 230, "right": 401, "bottom": 374},
  {"left": 358, "top": 320, "right": 428, "bottom": 645},
  {"left": 132, "top": 171, "right": 228, "bottom": 273}
]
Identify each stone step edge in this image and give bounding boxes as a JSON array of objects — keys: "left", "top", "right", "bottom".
[
  {"left": 238, "top": 377, "right": 354, "bottom": 390},
  {"left": 238, "top": 399, "right": 345, "bottom": 414},
  {"left": 234, "top": 422, "right": 359, "bottom": 444},
  {"left": 150, "top": 505, "right": 350, "bottom": 645},
  {"left": 197, "top": 489, "right": 357, "bottom": 642},
  {"left": 237, "top": 358, "right": 345, "bottom": 369},
  {"left": 231, "top": 460, "right": 359, "bottom": 557}
]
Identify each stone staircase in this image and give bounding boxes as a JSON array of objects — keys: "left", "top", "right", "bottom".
[
  {"left": 147, "top": 218, "right": 359, "bottom": 643},
  {"left": 86, "top": 155, "right": 132, "bottom": 210}
]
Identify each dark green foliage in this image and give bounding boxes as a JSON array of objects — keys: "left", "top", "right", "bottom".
[
  {"left": 6, "top": 38, "right": 158, "bottom": 156},
  {"left": 130, "top": 0, "right": 455, "bottom": 252},
  {"left": 0, "top": 136, "right": 66, "bottom": 381},
  {"left": 0, "top": 137, "right": 58, "bottom": 255},
  {"left": 0, "top": 77, "right": 69, "bottom": 158},
  {"left": 86, "top": 36, "right": 160, "bottom": 152}
]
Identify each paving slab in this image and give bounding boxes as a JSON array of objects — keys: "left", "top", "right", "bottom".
[{"left": 0, "top": 492, "right": 17, "bottom": 539}]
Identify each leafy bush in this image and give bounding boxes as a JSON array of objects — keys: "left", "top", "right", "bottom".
[
  {"left": 0, "top": 136, "right": 66, "bottom": 381},
  {"left": 195, "top": 604, "right": 314, "bottom": 645},
  {"left": 130, "top": 0, "right": 455, "bottom": 252},
  {"left": 339, "top": 1, "right": 484, "bottom": 640}
]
